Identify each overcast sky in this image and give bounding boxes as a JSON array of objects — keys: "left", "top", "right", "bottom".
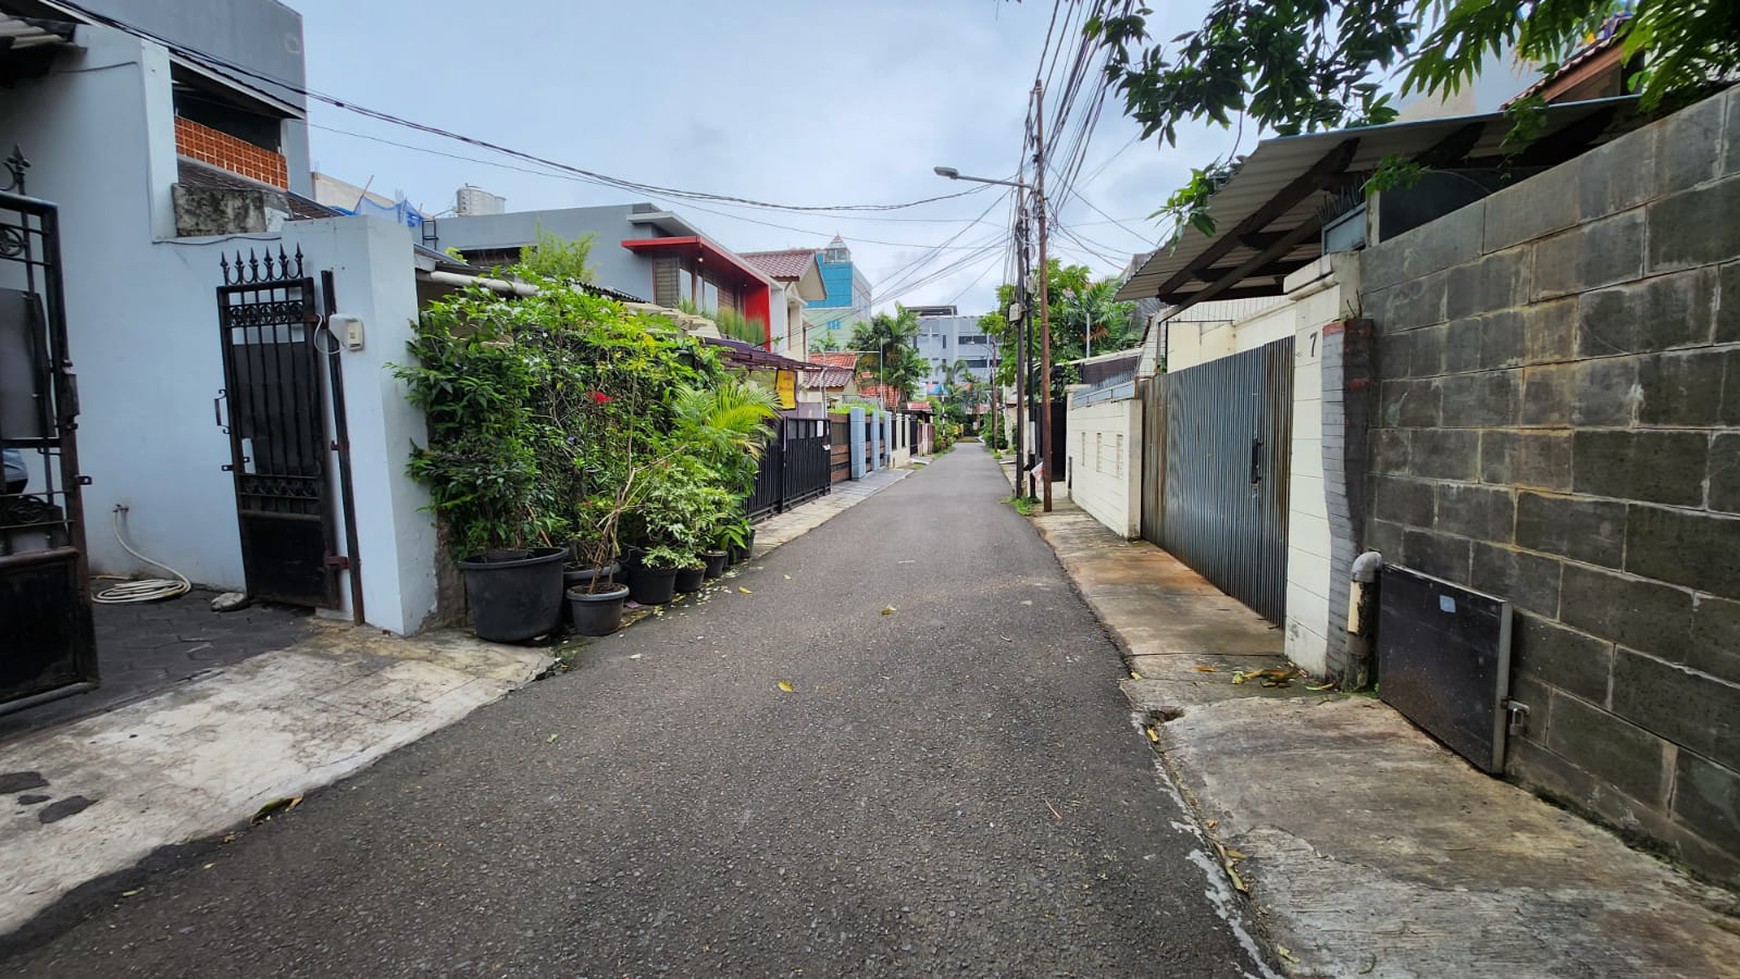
[{"left": 292, "top": 0, "right": 1236, "bottom": 316}]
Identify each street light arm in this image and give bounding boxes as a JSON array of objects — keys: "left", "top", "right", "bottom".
[{"left": 932, "top": 165, "right": 1028, "bottom": 190}]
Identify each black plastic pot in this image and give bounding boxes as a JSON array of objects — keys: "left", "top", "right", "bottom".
[
  {"left": 562, "top": 563, "right": 620, "bottom": 624},
  {"left": 674, "top": 565, "right": 705, "bottom": 593},
  {"left": 628, "top": 565, "right": 678, "bottom": 605},
  {"left": 563, "top": 562, "right": 620, "bottom": 592},
  {"left": 701, "top": 550, "right": 728, "bottom": 579},
  {"left": 459, "top": 546, "right": 567, "bottom": 643},
  {"left": 567, "top": 584, "right": 629, "bottom": 636},
  {"left": 620, "top": 545, "right": 645, "bottom": 571}
]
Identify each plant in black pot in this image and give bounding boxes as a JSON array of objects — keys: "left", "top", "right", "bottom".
[
  {"left": 395, "top": 297, "right": 568, "bottom": 644},
  {"left": 630, "top": 543, "right": 689, "bottom": 605}
]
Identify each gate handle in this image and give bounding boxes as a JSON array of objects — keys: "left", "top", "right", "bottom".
[
  {"left": 1250, "top": 437, "right": 1263, "bottom": 485},
  {"left": 213, "top": 391, "right": 228, "bottom": 432}
]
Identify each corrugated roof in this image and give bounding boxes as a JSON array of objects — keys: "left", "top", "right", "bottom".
[
  {"left": 1115, "top": 97, "right": 1640, "bottom": 310},
  {"left": 740, "top": 247, "right": 819, "bottom": 281},
  {"left": 0, "top": 14, "right": 76, "bottom": 52}
]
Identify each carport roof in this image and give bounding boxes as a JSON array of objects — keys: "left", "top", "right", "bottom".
[{"left": 1114, "top": 96, "right": 1641, "bottom": 312}]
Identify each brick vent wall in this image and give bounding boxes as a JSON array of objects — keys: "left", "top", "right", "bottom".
[
  {"left": 1358, "top": 87, "right": 1740, "bottom": 883},
  {"left": 174, "top": 116, "right": 287, "bottom": 189}
]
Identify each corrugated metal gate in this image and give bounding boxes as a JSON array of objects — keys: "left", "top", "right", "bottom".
[{"left": 1139, "top": 336, "right": 1294, "bottom": 623}]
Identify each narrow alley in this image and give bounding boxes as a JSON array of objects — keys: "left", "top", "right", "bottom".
[{"left": 4, "top": 448, "right": 1266, "bottom": 977}]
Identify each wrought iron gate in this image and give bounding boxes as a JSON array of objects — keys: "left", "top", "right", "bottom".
[
  {"left": 0, "top": 173, "right": 97, "bottom": 714},
  {"left": 214, "top": 248, "right": 341, "bottom": 608},
  {"left": 746, "top": 418, "right": 832, "bottom": 520},
  {"left": 1140, "top": 337, "right": 1294, "bottom": 623}
]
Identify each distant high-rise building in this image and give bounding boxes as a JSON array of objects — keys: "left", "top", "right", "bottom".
[
  {"left": 802, "top": 236, "right": 872, "bottom": 342},
  {"left": 455, "top": 185, "right": 506, "bottom": 216}
]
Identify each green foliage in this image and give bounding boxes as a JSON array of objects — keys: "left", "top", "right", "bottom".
[
  {"left": 981, "top": 260, "right": 1136, "bottom": 399},
  {"left": 518, "top": 227, "right": 595, "bottom": 284},
  {"left": 849, "top": 307, "right": 927, "bottom": 401},
  {"left": 397, "top": 265, "right": 767, "bottom": 582},
  {"left": 808, "top": 329, "right": 842, "bottom": 353},
  {"left": 1096, "top": 1, "right": 1735, "bottom": 234},
  {"left": 1003, "top": 494, "right": 1037, "bottom": 517},
  {"left": 677, "top": 298, "right": 767, "bottom": 346}
]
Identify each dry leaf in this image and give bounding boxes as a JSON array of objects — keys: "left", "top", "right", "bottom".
[
  {"left": 250, "top": 795, "right": 302, "bottom": 824},
  {"left": 880, "top": 605, "right": 896, "bottom": 615},
  {"left": 121, "top": 888, "right": 141, "bottom": 897},
  {"left": 776, "top": 680, "right": 794, "bottom": 693},
  {"left": 1145, "top": 726, "right": 1159, "bottom": 743},
  {"left": 547, "top": 733, "right": 559, "bottom": 743},
  {"left": 738, "top": 587, "right": 753, "bottom": 595},
  {"left": 1223, "top": 848, "right": 1248, "bottom": 861},
  {"left": 1129, "top": 670, "right": 1144, "bottom": 680},
  {"left": 1278, "top": 946, "right": 1299, "bottom": 963},
  {"left": 203, "top": 863, "right": 215, "bottom": 870},
  {"left": 1192, "top": 665, "right": 1217, "bottom": 673},
  {"left": 783, "top": 574, "right": 792, "bottom": 580},
  {"left": 1306, "top": 682, "right": 1335, "bottom": 691}
]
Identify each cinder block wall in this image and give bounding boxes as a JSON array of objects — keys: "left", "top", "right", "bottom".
[{"left": 1359, "top": 88, "right": 1740, "bottom": 883}]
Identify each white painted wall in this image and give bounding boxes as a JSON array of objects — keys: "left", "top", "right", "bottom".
[
  {"left": 1066, "top": 397, "right": 1142, "bottom": 539},
  {"left": 1277, "top": 256, "right": 1359, "bottom": 675},
  {"left": 280, "top": 218, "right": 438, "bottom": 636},
  {"left": 0, "top": 27, "right": 271, "bottom": 589}
]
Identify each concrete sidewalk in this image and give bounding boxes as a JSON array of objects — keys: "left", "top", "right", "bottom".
[
  {"left": 751, "top": 466, "right": 910, "bottom": 554},
  {"left": 0, "top": 625, "right": 551, "bottom": 944},
  {"left": 1032, "top": 501, "right": 1740, "bottom": 978}
]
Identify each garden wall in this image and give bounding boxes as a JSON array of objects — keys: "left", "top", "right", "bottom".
[{"left": 1358, "top": 87, "right": 1740, "bottom": 882}]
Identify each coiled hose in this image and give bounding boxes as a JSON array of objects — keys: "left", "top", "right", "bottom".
[{"left": 92, "top": 507, "right": 191, "bottom": 604}]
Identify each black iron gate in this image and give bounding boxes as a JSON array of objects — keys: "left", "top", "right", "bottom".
[
  {"left": 215, "top": 248, "right": 341, "bottom": 608},
  {"left": 0, "top": 170, "right": 97, "bottom": 714},
  {"left": 746, "top": 417, "right": 832, "bottom": 520},
  {"left": 1141, "top": 337, "right": 1294, "bottom": 623}
]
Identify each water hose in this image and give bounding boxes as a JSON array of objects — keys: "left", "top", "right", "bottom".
[{"left": 92, "top": 507, "right": 192, "bottom": 604}]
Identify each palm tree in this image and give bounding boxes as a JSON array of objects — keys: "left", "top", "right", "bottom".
[{"left": 848, "top": 306, "right": 924, "bottom": 401}]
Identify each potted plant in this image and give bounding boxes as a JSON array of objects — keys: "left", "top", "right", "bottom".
[
  {"left": 630, "top": 544, "right": 688, "bottom": 605},
  {"left": 396, "top": 302, "right": 568, "bottom": 644}
]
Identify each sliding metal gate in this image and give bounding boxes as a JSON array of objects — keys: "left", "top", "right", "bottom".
[
  {"left": 1140, "top": 337, "right": 1294, "bottom": 623},
  {"left": 0, "top": 171, "right": 97, "bottom": 715},
  {"left": 214, "top": 248, "right": 342, "bottom": 608},
  {"left": 746, "top": 417, "right": 832, "bottom": 520}
]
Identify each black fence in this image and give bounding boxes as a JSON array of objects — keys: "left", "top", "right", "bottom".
[{"left": 746, "top": 417, "right": 832, "bottom": 521}]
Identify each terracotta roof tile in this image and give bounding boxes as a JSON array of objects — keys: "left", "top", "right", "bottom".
[{"left": 739, "top": 247, "right": 819, "bottom": 281}]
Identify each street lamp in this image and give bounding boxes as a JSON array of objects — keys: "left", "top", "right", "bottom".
[{"left": 934, "top": 158, "right": 1052, "bottom": 511}]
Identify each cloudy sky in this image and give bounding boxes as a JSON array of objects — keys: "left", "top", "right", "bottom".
[{"left": 291, "top": 0, "right": 1237, "bottom": 316}]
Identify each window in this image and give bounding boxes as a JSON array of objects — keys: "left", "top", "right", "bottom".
[
  {"left": 678, "top": 267, "right": 695, "bottom": 306},
  {"left": 701, "top": 279, "right": 719, "bottom": 314},
  {"left": 963, "top": 358, "right": 989, "bottom": 369}
]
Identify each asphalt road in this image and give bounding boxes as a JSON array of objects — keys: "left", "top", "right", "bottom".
[{"left": 7, "top": 447, "right": 1265, "bottom": 977}]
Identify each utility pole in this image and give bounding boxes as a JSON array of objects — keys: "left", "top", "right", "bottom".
[
  {"left": 1012, "top": 186, "right": 1028, "bottom": 497},
  {"left": 1034, "top": 79, "right": 1053, "bottom": 512}
]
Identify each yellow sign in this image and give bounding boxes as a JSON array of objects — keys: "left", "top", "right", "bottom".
[{"left": 775, "top": 369, "right": 797, "bottom": 410}]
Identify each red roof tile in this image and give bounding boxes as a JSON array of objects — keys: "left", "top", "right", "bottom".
[
  {"left": 739, "top": 247, "right": 820, "bottom": 281},
  {"left": 811, "top": 352, "right": 859, "bottom": 369}
]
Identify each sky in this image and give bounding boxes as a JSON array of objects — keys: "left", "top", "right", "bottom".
[{"left": 289, "top": 0, "right": 1238, "bottom": 317}]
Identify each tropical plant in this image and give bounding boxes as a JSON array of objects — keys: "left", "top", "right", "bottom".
[
  {"left": 977, "top": 260, "right": 1133, "bottom": 399},
  {"left": 808, "top": 329, "right": 842, "bottom": 353},
  {"left": 519, "top": 227, "right": 595, "bottom": 284},
  {"left": 848, "top": 307, "right": 927, "bottom": 401}
]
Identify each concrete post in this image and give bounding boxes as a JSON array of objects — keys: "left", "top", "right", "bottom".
[
  {"left": 871, "top": 412, "right": 884, "bottom": 472},
  {"left": 849, "top": 406, "right": 866, "bottom": 480},
  {"left": 279, "top": 216, "right": 438, "bottom": 635}
]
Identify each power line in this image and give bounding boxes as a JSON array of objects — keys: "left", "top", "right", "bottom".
[{"left": 55, "top": 0, "right": 997, "bottom": 218}]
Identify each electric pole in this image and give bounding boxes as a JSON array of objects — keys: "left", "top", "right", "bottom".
[{"left": 1034, "top": 79, "right": 1053, "bottom": 512}]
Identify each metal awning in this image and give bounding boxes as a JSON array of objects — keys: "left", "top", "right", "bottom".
[
  {"left": 1115, "top": 97, "right": 1641, "bottom": 311},
  {"left": 0, "top": 14, "right": 77, "bottom": 82}
]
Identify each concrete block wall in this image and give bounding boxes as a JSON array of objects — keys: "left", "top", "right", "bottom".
[
  {"left": 1064, "top": 397, "right": 1142, "bottom": 538},
  {"left": 1358, "top": 87, "right": 1740, "bottom": 883}
]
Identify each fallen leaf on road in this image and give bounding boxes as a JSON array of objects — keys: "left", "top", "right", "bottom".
[
  {"left": 203, "top": 863, "right": 215, "bottom": 870},
  {"left": 629, "top": 653, "right": 643, "bottom": 660},
  {"left": 250, "top": 795, "right": 302, "bottom": 824},
  {"left": 738, "top": 587, "right": 753, "bottom": 595},
  {"left": 777, "top": 680, "right": 794, "bottom": 693},
  {"left": 547, "top": 733, "right": 559, "bottom": 743},
  {"left": 1306, "top": 682, "right": 1335, "bottom": 691},
  {"left": 121, "top": 889, "right": 141, "bottom": 897},
  {"left": 1045, "top": 799, "right": 1063, "bottom": 820},
  {"left": 1129, "top": 670, "right": 1143, "bottom": 680},
  {"left": 1192, "top": 665, "right": 1218, "bottom": 673},
  {"left": 783, "top": 574, "right": 792, "bottom": 580},
  {"left": 1145, "top": 726, "right": 1159, "bottom": 743},
  {"left": 1278, "top": 945, "right": 1299, "bottom": 963},
  {"left": 1020, "top": 600, "right": 1033, "bottom": 606},
  {"left": 1223, "top": 848, "right": 1248, "bottom": 861},
  {"left": 880, "top": 605, "right": 896, "bottom": 615}
]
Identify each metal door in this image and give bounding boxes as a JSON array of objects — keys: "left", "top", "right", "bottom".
[
  {"left": 214, "top": 248, "right": 341, "bottom": 608},
  {"left": 780, "top": 418, "right": 829, "bottom": 509},
  {"left": 1149, "top": 337, "right": 1294, "bottom": 623},
  {"left": 0, "top": 176, "right": 97, "bottom": 715}
]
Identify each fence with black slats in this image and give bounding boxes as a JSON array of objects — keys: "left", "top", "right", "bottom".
[{"left": 745, "top": 417, "right": 833, "bottom": 521}]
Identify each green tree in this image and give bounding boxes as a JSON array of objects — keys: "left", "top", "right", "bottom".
[
  {"left": 1092, "top": 0, "right": 1733, "bottom": 236},
  {"left": 848, "top": 307, "right": 927, "bottom": 401},
  {"left": 808, "top": 329, "right": 842, "bottom": 353},
  {"left": 978, "top": 260, "right": 1134, "bottom": 397},
  {"left": 518, "top": 226, "right": 595, "bottom": 284}
]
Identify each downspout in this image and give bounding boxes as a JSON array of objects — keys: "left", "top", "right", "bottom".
[{"left": 1345, "top": 550, "right": 1383, "bottom": 689}]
